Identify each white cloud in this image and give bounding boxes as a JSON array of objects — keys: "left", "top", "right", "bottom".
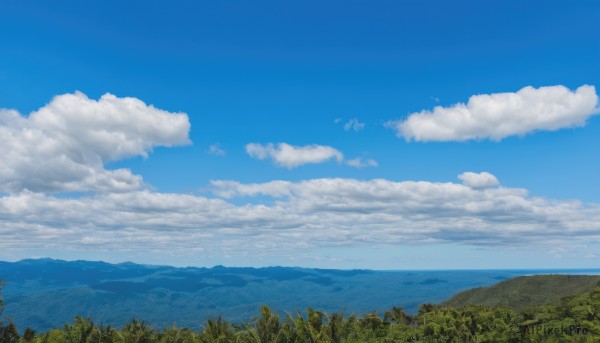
[
  {"left": 245, "top": 143, "right": 344, "bottom": 168},
  {"left": 343, "top": 118, "right": 365, "bottom": 132},
  {"left": 209, "top": 174, "right": 600, "bottom": 248},
  {"left": 388, "top": 85, "right": 599, "bottom": 141},
  {"left": 2, "top": 172, "right": 600, "bottom": 260},
  {"left": 245, "top": 142, "right": 375, "bottom": 169},
  {"left": 208, "top": 143, "right": 226, "bottom": 156},
  {"left": 0, "top": 92, "right": 190, "bottom": 193},
  {"left": 346, "top": 157, "right": 378, "bottom": 168},
  {"left": 458, "top": 172, "right": 499, "bottom": 189}
]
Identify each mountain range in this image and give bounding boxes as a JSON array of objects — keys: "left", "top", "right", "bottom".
[{"left": 1, "top": 259, "right": 599, "bottom": 332}]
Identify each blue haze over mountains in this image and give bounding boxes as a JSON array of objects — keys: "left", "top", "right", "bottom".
[{"left": 1, "top": 259, "right": 599, "bottom": 332}]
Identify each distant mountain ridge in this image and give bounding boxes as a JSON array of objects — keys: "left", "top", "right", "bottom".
[
  {"left": 443, "top": 274, "right": 600, "bottom": 310},
  {"left": 1, "top": 258, "right": 599, "bottom": 332}
]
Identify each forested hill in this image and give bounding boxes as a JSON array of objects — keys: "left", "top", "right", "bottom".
[{"left": 444, "top": 274, "right": 600, "bottom": 310}]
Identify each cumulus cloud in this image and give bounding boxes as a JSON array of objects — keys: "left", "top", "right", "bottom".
[
  {"left": 346, "top": 157, "right": 378, "bottom": 168},
  {"left": 208, "top": 143, "right": 226, "bottom": 156},
  {"left": 388, "top": 85, "right": 599, "bottom": 141},
  {"left": 245, "top": 143, "right": 344, "bottom": 168},
  {"left": 458, "top": 172, "right": 500, "bottom": 189},
  {"left": 0, "top": 92, "right": 190, "bottom": 193},
  {"left": 245, "top": 142, "right": 376, "bottom": 169},
  {"left": 2, "top": 172, "right": 600, "bottom": 260}
]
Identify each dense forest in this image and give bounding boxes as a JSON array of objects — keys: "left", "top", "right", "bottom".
[{"left": 1, "top": 279, "right": 599, "bottom": 342}]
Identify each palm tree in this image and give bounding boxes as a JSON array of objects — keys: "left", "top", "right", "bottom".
[
  {"left": 0, "top": 322, "right": 20, "bottom": 343},
  {"left": 156, "top": 324, "right": 192, "bottom": 343},
  {"left": 202, "top": 316, "right": 233, "bottom": 342},
  {"left": 384, "top": 306, "right": 413, "bottom": 326},
  {"left": 91, "top": 323, "right": 116, "bottom": 343},
  {"left": 236, "top": 305, "right": 293, "bottom": 343},
  {"left": 254, "top": 305, "right": 281, "bottom": 342},
  {"left": 359, "top": 311, "right": 385, "bottom": 332},
  {"left": 23, "top": 327, "right": 36, "bottom": 341},
  {"left": 290, "top": 310, "right": 319, "bottom": 343},
  {"left": 121, "top": 319, "right": 154, "bottom": 343},
  {"left": 321, "top": 311, "right": 346, "bottom": 343},
  {"left": 64, "top": 316, "right": 95, "bottom": 343}
]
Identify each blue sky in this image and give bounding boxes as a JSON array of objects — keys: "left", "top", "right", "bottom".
[{"left": 0, "top": 0, "right": 599, "bottom": 269}]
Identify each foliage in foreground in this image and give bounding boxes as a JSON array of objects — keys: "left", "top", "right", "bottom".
[{"left": 0, "top": 287, "right": 598, "bottom": 342}]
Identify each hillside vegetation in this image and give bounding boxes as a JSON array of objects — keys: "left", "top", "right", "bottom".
[{"left": 444, "top": 274, "right": 600, "bottom": 311}]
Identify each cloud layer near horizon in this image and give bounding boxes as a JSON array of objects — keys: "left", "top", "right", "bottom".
[
  {"left": 0, "top": 92, "right": 190, "bottom": 193},
  {"left": 389, "top": 85, "right": 599, "bottom": 141},
  {"left": 2, "top": 172, "right": 599, "bottom": 259}
]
